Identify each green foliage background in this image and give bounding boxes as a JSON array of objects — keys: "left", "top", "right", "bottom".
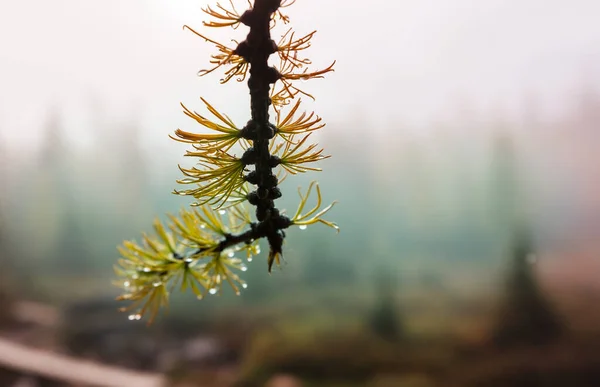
[
  {"left": 2, "top": 91, "right": 597, "bottom": 385},
  {"left": 1, "top": 99, "right": 545, "bottom": 306}
]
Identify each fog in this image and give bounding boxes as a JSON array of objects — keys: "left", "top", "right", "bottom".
[
  {"left": 2, "top": 1, "right": 600, "bottom": 386},
  {"left": 2, "top": 0, "right": 600, "bottom": 147}
]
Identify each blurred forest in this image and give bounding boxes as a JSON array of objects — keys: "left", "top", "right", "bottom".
[{"left": 1, "top": 84, "right": 600, "bottom": 386}]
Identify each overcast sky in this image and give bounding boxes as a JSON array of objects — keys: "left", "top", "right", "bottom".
[{"left": 1, "top": 0, "right": 600, "bottom": 148}]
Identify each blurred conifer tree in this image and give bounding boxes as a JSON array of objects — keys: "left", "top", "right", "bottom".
[{"left": 491, "top": 229, "right": 564, "bottom": 347}]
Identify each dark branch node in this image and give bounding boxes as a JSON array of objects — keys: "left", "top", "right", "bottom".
[
  {"left": 240, "top": 147, "right": 257, "bottom": 165},
  {"left": 270, "top": 186, "right": 282, "bottom": 199},
  {"left": 269, "top": 155, "right": 281, "bottom": 168},
  {"left": 244, "top": 171, "right": 259, "bottom": 185}
]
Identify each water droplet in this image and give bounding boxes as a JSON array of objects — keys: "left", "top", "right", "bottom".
[
  {"left": 209, "top": 288, "right": 218, "bottom": 295},
  {"left": 241, "top": 265, "right": 248, "bottom": 272},
  {"left": 200, "top": 224, "right": 206, "bottom": 229},
  {"left": 228, "top": 251, "right": 235, "bottom": 258},
  {"left": 247, "top": 257, "right": 253, "bottom": 262},
  {"left": 299, "top": 225, "right": 308, "bottom": 230},
  {"left": 153, "top": 281, "right": 162, "bottom": 287},
  {"left": 219, "top": 210, "right": 226, "bottom": 215},
  {"left": 132, "top": 274, "right": 139, "bottom": 280},
  {"left": 255, "top": 246, "right": 261, "bottom": 254},
  {"left": 184, "top": 257, "right": 194, "bottom": 263},
  {"left": 242, "top": 283, "right": 248, "bottom": 289},
  {"left": 143, "top": 267, "right": 152, "bottom": 273},
  {"left": 128, "top": 314, "right": 142, "bottom": 321},
  {"left": 123, "top": 281, "right": 131, "bottom": 288}
]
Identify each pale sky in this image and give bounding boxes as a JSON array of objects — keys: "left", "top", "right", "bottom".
[{"left": 1, "top": 0, "right": 600, "bottom": 148}]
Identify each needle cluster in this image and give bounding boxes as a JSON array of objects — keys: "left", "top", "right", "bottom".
[{"left": 115, "top": 0, "right": 337, "bottom": 324}]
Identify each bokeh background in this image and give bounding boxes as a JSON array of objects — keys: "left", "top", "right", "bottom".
[{"left": 1, "top": 0, "right": 600, "bottom": 386}]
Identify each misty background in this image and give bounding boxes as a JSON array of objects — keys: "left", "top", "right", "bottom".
[{"left": 1, "top": 1, "right": 600, "bottom": 386}]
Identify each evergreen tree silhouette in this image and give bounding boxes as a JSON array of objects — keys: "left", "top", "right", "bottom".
[
  {"left": 491, "top": 229, "right": 564, "bottom": 348},
  {"left": 368, "top": 269, "right": 404, "bottom": 342},
  {"left": 113, "top": 119, "right": 150, "bottom": 220},
  {"left": 487, "top": 131, "right": 564, "bottom": 347},
  {"left": 53, "top": 205, "right": 92, "bottom": 273},
  {"left": 38, "top": 105, "right": 69, "bottom": 181},
  {"left": 28, "top": 106, "right": 87, "bottom": 274},
  {"left": 0, "top": 133, "right": 17, "bottom": 322},
  {"left": 0, "top": 136, "right": 11, "bottom": 270},
  {"left": 89, "top": 102, "right": 150, "bottom": 230},
  {"left": 489, "top": 133, "right": 522, "bottom": 242}
]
